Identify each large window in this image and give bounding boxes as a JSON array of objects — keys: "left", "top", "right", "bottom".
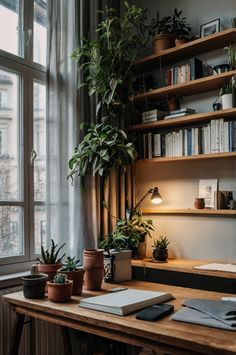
[{"left": 0, "top": 0, "right": 47, "bottom": 273}]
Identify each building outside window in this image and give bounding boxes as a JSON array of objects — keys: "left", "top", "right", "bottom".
[{"left": 0, "top": 0, "right": 47, "bottom": 274}]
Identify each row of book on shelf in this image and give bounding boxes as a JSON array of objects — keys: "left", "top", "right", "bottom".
[
  {"left": 139, "top": 119, "right": 236, "bottom": 159},
  {"left": 165, "top": 58, "right": 203, "bottom": 86}
]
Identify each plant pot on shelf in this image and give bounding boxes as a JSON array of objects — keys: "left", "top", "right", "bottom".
[
  {"left": 175, "top": 38, "right": 188, "bottom": 47},
  {"left": 83, "top": 249, "right": 104, "bottom": 291},
  {"left": 47, "top": 280, "right": 73, "bottom": 302},
  {"left": 22, "top": 273, "right": 48, "bottom": 299},
  {"left": 221, "top": 93, "right": 233, "bottom": 109},
  {"left": 104, "top": 250, "right": 132, "bottom": 283},
  {"left": 167, "top": 96, "right": 180, "bottom": 111},
  {"left": 37, "top": 263, "right": 62, "bottom": 283},
  {"left": 132, "top": 240, "right": 147, "bottom": 260},
  {"left": 153, "top": 248, "right": 168, "bottom": 262},
  {"left": 153, "top": 34, "right": 174, "bottom": 54},
  {"left": 57, "top": 267, "right": 85, "bottom": 295}
]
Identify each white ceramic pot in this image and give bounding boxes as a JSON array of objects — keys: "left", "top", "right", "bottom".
[{"left": 221, "top": 94, "right": 233, "bottom": 109}]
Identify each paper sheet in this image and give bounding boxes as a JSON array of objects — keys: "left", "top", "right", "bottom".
[{"left": 194, "top": 263, "right": 236, "bottom": 273}]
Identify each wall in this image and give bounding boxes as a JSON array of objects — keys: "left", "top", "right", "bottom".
[{"left": 131, "top": 0, "right": 236, "bottom": 260}]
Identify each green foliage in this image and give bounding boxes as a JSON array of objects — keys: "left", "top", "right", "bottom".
[
  {"left": 219, "top": 78, "right": 236, "bottom": 95},
  {"left": 72, "top": 2, "right": 149, "bottom": 117},
  {"left": 225, "top": 45, "right": 236, "bottom": 70},
  {"left": 99, "top": 210, "right": 154, "bottom": 253},
  {"left": 171, "top": 8, "right": 191, "bottom": 39},
  {"left": 153, "top": 236, "right": 170, "bottom": 250},
  {"left": 68, "top": 122, "right": 136, "bottom": 180},
  {"left": 54, "top": 274, "right": 67, "bottom": 284},
  {"left": 149, "top": 12, "right": 172, "bottom": 36},
  {"left": 37, "top": 239, "right": 66, "bottom": 264},
  {"left": 60, "top": 256, "right": 80, "bottom": 272}
]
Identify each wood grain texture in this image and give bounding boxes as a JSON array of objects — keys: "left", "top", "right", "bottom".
[
  {"left": 128, "top": 108, "right": 236, "bottom": 132},
  {"left": 3, "top": 281, "right": 236, "bottom": 355},
  {"left": 141, "top": 208, "right": 236, "bottom": 217},
  {"left": 134, "top": 28, "right": 236, "bottom": 71},
  {"left": 132, "top": 259, "right": 236, "bottom": 280}
]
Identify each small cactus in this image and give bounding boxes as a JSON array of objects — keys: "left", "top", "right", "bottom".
[
  {"left": 153, "top": 236, "right": 170, "bottom": 250},
  {"left": 54, "top": 274, "right": 67, "bottom": 284}
]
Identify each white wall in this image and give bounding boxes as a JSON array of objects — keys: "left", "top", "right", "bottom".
[{"left": 131, "top": 0, "right": 236, "bottom": 260}]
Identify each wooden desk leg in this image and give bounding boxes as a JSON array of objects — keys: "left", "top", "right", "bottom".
[
  {"left": 61, "top": 326, "right": 73, "bottom": 355},
  {"left": 30, "top": 318, "right": 36, "bottom": 355},
  {"left": 8, "top": 313, "right": 25, "bottom": 355}
]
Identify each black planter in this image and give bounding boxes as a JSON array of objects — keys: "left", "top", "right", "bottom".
[
  {"left": 153, "top": 248, "right": 168, "bottom": 262},
  {"left": 22, "top": 273, "right": 48, "bottom": 299}
]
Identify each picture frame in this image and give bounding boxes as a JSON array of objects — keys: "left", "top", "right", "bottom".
[
  {"left": 199, "top": 179, "right": 218, "bottom": 209},
  {"left": 200, "top": 19, "right": 220, "bottom": 38}
]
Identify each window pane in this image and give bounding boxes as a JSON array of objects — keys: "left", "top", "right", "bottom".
[
  {"left": 0, "top": 69, "right": 21, "bottom": 201},
  {"left": 0, "top": 206, "right": 23, "bottom": 257},
  {"left": 34, "top": 205, "right": 46, "bottom": 254},
  {"left": 34, "top": 0, "right": 47, "bottom": 65},
  {"left": 0, "top": 0, "right": 22, "bottom": 56}
]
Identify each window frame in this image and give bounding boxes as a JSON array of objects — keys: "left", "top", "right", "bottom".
[{"left": 0, "top": 0, "right": 47, "bottom": 275}]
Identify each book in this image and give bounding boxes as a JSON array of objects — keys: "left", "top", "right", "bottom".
[
  {"left": 164, "top": 112, "right": 191, "bottom": 119},
  {"left": 170, "top": 108, "right": 196, "bottom": 115},
  {"left": 79, "top": 288, "right": 173, "bottom": 316}
]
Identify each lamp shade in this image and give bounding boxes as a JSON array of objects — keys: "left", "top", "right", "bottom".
[{"left": 151, "top": 187, "right": 163, "bottom": 204}]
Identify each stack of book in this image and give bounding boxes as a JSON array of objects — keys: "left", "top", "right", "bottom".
[
  {"left": 166, "top": 57, "right": 203, "bottom": 85},
  {"left": 164, "top": 108, "right": 196, "bottom": 119},
  {"left": 142, "top": 109, "right": 167, "bottom": 123}
]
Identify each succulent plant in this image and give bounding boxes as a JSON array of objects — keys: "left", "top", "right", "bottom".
[
  {"left": 60, "top": 256, "right": 80, "bottom": 272},
  {"left": 153, "top": 236, "right": 170, "bottom": 250},
  {"left": 54, "top": 274, "right": 67, "bottom": 284},
  {"left": 37, "top": 239, "right": 66, "bottom": 264}
]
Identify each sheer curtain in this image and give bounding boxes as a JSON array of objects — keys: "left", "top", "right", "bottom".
[{"left": 46, "top": 0, "right": 122, "bottom": 259}]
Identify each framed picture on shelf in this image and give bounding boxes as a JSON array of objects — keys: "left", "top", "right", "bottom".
[
  {"left": 200, "top": 19, "right": 220, "bottom": 37},
  {"left": 199, "top": 179, "right": 218, "bottom": 208}
]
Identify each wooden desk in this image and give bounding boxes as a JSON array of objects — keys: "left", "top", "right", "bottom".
[{"left": 3, "top": 280, "right": 236, "bottom": 355}]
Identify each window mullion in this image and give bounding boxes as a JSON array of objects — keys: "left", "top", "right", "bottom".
[{"left": 23, "top": 0, "right": 34, "bottom": 63}]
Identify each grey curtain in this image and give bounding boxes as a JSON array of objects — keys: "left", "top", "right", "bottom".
[{"left": 46, "top": 0, "right": 122, "bottom": 259}]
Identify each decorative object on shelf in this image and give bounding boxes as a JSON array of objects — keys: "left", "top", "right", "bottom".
[
  {"left": 171, "top": 8, "right": 191, "bottom": 46},
  {"left": 200, "top": 19, "right": 220, "bottom": 38},
  {"left": 103, "top": 249, "right": 132, "bottom": 283},
  {"left": 152, "top": 236, "right": 171, "bottom": 262},
  {"left": 213, "top": 64, "right": 230, "bottom": 74},
  {"left": 83, "top": 249, "right": 104, "bottom": 291},
  {"left": 167, "top": 95, "right": 180, "bottom": 111},
  {"left": 149, "top": 12, "right": 174, "bottom": 54},
  {"left": 47, "top": 274, "right": 73, "bottom": 303},
  {"left": 58, "top": 256, "right": 85, "bottom": 295},
  {"left": 199, "top": 179, "right": 218, "bottom": 209},
  {"left": 224, "top": 45, "right": 236, "bottom": 70},
  {"left": 194, "top": 198, "right": 205, "bottom": 209},
  {"left": 36, "top": 239, "right": 66, "bottom": 283},
  {"left": 212, "top": 102, "right": 222, "bottom": 111},
  {"left": 215, "top": 190, "right": 234, "bottom": 209},
  {"left": 22, "top": 273, "right": 48, "bottom": 299},
  {"left": 219, "top": 78, "right": 236, "bottom": 109}
]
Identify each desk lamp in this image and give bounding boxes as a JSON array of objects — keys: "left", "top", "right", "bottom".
[{"left": 127, "top": 187, "right": 162, "bottom": 219}]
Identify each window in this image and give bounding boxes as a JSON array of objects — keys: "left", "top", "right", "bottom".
[{"left": 0, "top": 0, "right": 47, "bottom": 273}]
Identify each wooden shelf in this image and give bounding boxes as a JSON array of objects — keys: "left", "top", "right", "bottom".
[
  {"left": 128, "top": 108, "right": 236, "bottom": 132},
  {"left": 132, "top": 258, "right": 236, "bottom": 279},
  {"left": 135, "top": 151, "right": 236, "bottom": 164},
  {"left": 141, "top": 208, "right": 236, "bottom": 217},
  {"left": 135, "top": 28, "right": 236, "bottom": 71},
  {"left": 131, "top": 70, "right": 236, "bottom": 103}
]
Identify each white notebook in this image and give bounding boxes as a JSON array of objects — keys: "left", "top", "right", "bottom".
[{"left": 79, "top": 288, "right": 173, "bottom": 316}]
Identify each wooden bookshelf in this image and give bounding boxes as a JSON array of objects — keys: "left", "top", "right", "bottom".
[
  {"left": 131, "top": 70, "right": 236, "bottom": 103},
  {"left": 141, "top": 208, "right": 236, "bottom": 217},
  {"left": 135, "top": 28, "right": 236, "bottom": 71},
  {"left": 135, "top": 151, "right": 236, "bottom": 164},
  {"left": 132, "top": 258, "right": 236, "bottom": 279},
  {"left": 128, "top": 108, "right": 236, "bottom": 132}
]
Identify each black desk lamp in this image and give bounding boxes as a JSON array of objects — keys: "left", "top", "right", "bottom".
[{"left": 127, "top": 187, "right": 162, "bottom": 219}]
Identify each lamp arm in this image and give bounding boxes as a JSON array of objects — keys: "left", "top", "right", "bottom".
[{"left": 129, "top": 189, "right": 153, "bottom": 218}]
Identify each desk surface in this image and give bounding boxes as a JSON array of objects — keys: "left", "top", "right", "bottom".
[{"left": 3, "top": 280, "right": 236, "bottom": 355}]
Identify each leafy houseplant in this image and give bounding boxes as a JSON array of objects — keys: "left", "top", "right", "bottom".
[
  {"left": 219, "top": 78, "right": 236, "bottom": 109},
  {"left": 47, "top": 274, "right": 73, "bottom": 303},
  {"left": 171, "top": 8, "right": 191, "bottom": 45},
  {"left": 152, "top": 236, "right": 170, "bottom": 262},
  {"left": 58, "top": 256, "right": 85, "bottom": 295},
  {"left": 36, "top": 239, "right": 66, "bottom": 283},
  {"left": 225, "top": 45, "right": 236, "bottom": 70},
  {"left": 149, "top": 12, "right": 174, "bottom": 53}
]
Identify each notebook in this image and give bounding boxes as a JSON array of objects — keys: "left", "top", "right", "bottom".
[{"left": 79, "top": 288, "right": 173, "bottom": 316}]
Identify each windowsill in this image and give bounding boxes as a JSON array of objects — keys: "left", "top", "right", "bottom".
[{"left": 0, "top": 271, "right": 29, "bottom": 290}]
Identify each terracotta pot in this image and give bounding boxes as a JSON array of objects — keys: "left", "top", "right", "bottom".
[
  {"left": 153, "top": 248, "right": 168, "bottom": 262},
  {"left": 168, "top": 96, "right": 180, "bottom": 111},
  {"left": 83, "top": 249, "right": 104, "bottom": 291},
  {"left": 37, "top": 263, "right": 62, "bottom": 283},
  {"left": 58, "top": 268, "right": 85, "bottom": 295},
  {"left": 132, "top": 240, "right": 147, "bottom": 260},
  {"left": 22, "top": 273, "right": 48, "bottom": 299},
  {"left": 194, "top": 198, "right": 205, "bottom": 209},
  {"left": 47, "top": 280, "right": 73, "bottom": 302},
  {"left": 175, "top": 38, "right": 188, "bottom": 47},
  {"left": 154, "top": 34, "right": 174, "bottom": 54}
]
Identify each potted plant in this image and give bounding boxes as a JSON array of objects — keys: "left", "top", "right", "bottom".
[
  {"left": 47, "top": 274, "right": 73, "bottom": 303},
  {"left": 22, "top": 273, "right": 48, "bottom": 299},
  {"left": 149, "top": 12, "right": 174, "bottom": 54},
  {"left": 58, "top": 256, "right": 84, "bottom": 295},
  {"left": 219, "top": 78, "right": 236, "bottom": 109},
  {"left": 224, "top": 45, "right": 236, "bottom": 70},
  {"left": 171, "top": 8, "right": 191, "bottom": 46},
  {"left": 152, "top": 236, "right": 171, "bottom": 262},
  {"left": 36, "top": 239, "right": 66, "bottom": 282}
]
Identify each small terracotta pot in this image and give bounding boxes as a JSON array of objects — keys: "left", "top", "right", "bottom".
[
  {"left": 194, "top": 198, "right": 205, "bottom": 209},
  {"left": 37, "top": 263, "right": 62, "bottom": 283},
  {"left": 83, "top": 249, "right": 104, "bottom": 291},
  {"left": 153, "top": 248, "right": 168, "bottom": 262},
  {"left": 154, "top": 34, "right": 174, "bottom": 54},
  {"left": 58, "top": 268, "right": 85, "bottom": 295},
  {"left": 22, "top": 274, "right": 48, "bottom": 299},
  {"left": 175, "top": 38, "right": 188, "bottom": 47},
  {"left": 47, "top": 280, "right": 73, "bottom": 302},
  {"left": 168, "top": 96, "right": 180, "bottom": 111}
]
